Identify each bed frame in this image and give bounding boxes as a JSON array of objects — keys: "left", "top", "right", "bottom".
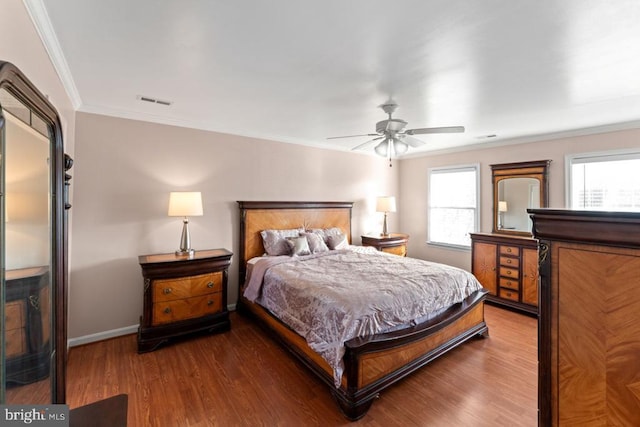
[{"left": 237, "top": 201, "right": 489, "bottom": 420}]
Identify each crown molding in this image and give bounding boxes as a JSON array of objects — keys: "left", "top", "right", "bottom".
[
  {"left": 401, "top": 119, "right": 640, "bottom": 159},
  {"left": 23, "top": 0, "right": 83, "bottom": 109}
]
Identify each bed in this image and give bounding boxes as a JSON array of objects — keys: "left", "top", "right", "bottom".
[{"left": 237, "top": 201, "right": 489, "bottom": 420}]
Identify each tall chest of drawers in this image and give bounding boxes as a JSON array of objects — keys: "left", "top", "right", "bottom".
[
  {"left": 470, "top": 233, "right": 539, "bottom": 315},
  {"left": 137, "top": 248, "right": 232, "bottom": 353},
  {"left": 530, "top": 209, "right": 640, "bottom": 426}
]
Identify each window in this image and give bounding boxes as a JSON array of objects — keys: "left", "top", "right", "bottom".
[
  {"left": 567, "top": 149, "right": 640, "bottom": 211},
  {"left": 428, "top": 164, "right": 479, "bottom": 248}
]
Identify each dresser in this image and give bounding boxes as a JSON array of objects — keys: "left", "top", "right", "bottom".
[
  {"left": 4, "top": 266, "right": 51, "bottom": 384},
  {"left": 361, "top": 233, "right": 409, "bottom": 256},
  {"left": 470, "top": 232, "right": 538, "bottom": 315},
  {"left": 137, "top": 249, "right": 232, "bottom": 353},
  {"left": 530, "top": 209, "right": 640, "bottom": 426}
]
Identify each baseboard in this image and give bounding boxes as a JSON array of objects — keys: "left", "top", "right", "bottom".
[{"left": 68, "top": 304, "right": 238, "bottom": 347}]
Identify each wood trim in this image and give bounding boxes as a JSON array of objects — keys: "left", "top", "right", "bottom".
[
  {"left": 1, "top": 61, "right": 68, "bottom": 403},
  {"left": 529, "top": 208, "right": 640, "bottom": 248}
]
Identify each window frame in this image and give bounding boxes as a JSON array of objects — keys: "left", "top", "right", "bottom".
[
  {"left": 427, "top": 163, "right": 480, "bottom": 250},
  {"left": 565, "top": 148, "right": 640, "bottom": 210}
]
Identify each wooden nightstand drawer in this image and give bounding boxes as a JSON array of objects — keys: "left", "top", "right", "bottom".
[
  {"left": 499, "top": 256, "right": 519, "bottom": 268},
  {"left": 5, "top": 300, "right": 25, "bottom": 331},
  {"left": 5, "top": 327, "right": 26, "bottom": 358},
  {"left": 500, "top": 277, "right": 520, "bottom": 291},
  {"left": 152, "top": 293, "right": 223, "bottom": 326},
  {"left": 499, "top": 288, "right": 519, "bottom": 302},
  {"left": 500, "top": 266, "right": 519, "bottom": 280},
  {"left": 153, "top": 272, "right": 222, "bottom": 302},
  {"left": 500, "top": 245, "right": 520, "bottom": 256},
  {"left": 381, "top": 245, "right": 407, "bottom": 257}
]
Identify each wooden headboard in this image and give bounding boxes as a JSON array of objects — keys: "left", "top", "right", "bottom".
[{"left": 237, "top": 201, "right": 353, "bottom": 283}]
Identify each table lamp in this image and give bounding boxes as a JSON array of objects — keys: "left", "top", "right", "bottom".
[
  {"left": 168, "top": 191, "right": 203, "bottom": 256},
  {"left": 376, "top": 196, "right": 396, "bottom": 237}
]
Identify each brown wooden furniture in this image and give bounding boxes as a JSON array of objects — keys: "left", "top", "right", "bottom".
[
  {"left": 470, "top": 233, "right": 539, "bottom": 315},
  {"left": 361, "top": 233, "right": 409, "bottom": 256},
  {"left": 530, "top": 209, "right": 640, "bottom": 426},
  {"left": 491, "top": 160, "right": 550, "bottom": 236},
  {"left": 4, "top": 267, "right": 50, "bottom": 384},
  {"left": 1, "top": 61, "right": 71, "bottom": 404},
  {"left": 237, "top": 201, "right": 488, "bottom": 420},
  {"left": 137, "top": 249, "right": 232, "bottom": 353}
]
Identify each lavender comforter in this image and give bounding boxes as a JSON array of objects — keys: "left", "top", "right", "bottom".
[{"left": 243, "top": 246, "right": 483, "bottom": 387}]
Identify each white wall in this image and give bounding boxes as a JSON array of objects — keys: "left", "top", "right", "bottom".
[
  {"left": 398, "top": 128, "right": 640, "bottom": 271},
  {"left": 69, "top": 112, "right": 398, "bottom": 340}
]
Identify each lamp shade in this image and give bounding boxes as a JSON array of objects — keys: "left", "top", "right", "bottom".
[
  {"left": 376, "top": 196, "right": 396, "bottom": 213},
  {"left": 498, "top": 201, "right": 508, "bottom": 212},
  {"left": 168, "top": 192, "right": 203, "bottom": 217}
]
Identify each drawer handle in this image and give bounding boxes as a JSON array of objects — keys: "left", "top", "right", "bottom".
[
  {"left": 207, "top": 282, "right": 214, "bottom": 288},
  {"left": 163, "top": 288, "right": 172, "bottom": 295},
  {"left": 164, "top": 307, "right": 171, "bottom": 314},
  {"left": 207, "top": 300, "right": 214, "bottom": 306},
  {"left": 506, "top": 270, "right": 512, "bottom": 275},
  {"left": 506, "top": 259, "right": 512, "bottom": 264},
  {"left": 506, "top": 248, "right": 512, "bottom": 253}
]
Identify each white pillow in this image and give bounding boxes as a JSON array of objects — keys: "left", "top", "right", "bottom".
[
  {"left": 286, "top": 236, "right": 311, "bottom": 256},
  {"left": 327, "top": 233, "right": 348, "bottom": 250}
]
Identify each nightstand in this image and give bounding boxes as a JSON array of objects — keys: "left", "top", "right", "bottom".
[
  {"left": 137, "top": 248, "right": 232, "bottom": 353},
  {"left": 361, "top": 233, "right": 409, "bottom": 257},
  {"left": 4, "top": 266, "right": 50, "bottom": 384}
]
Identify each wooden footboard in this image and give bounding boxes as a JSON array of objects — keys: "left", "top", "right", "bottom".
[{"left": 238, "top": 290, "right": 488, "bottom": 420}]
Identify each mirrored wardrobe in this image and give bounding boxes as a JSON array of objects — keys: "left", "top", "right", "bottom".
[{"left": 0, "top": 61, "right": 70, "bottom": 404}]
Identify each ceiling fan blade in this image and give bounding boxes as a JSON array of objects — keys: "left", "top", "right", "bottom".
[
  {"left": 399, "top": 134, "right": 426, "bottom": 148},
  {"left": 405, "top": 126, "right": 465, "bottom": 135},
  {"left": 351, "top": 137, "right": 384, "bottom": 151},
  {"left": 327, "top": 133, "right": 379, "bottom": 140}
]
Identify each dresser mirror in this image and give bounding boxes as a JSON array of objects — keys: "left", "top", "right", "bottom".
[
  {"left": 0, "top": 61, "right": 69, "bottom": 404},
  {"left": 491, "top": 160, "right": 550, "bottom": 236}
]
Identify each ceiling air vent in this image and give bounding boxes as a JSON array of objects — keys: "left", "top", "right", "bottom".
[{"left": 137, "top": 95, "right": 172, "bottom": 106}]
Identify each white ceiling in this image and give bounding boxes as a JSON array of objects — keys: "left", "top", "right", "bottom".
[{"left": 26, "top": 0, "right": 640, "bottom": 157}]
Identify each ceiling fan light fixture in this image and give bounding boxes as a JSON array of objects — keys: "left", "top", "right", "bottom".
[
  {"left": 393, "top": 139, "right": 408, "bottom": 155},
  {"left": 374, "top": 140, "right": 389, "bottom": 157}
]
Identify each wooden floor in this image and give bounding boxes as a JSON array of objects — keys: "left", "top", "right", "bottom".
[{"left": 66, "top": 305, "right": 537, "bottom": 426}]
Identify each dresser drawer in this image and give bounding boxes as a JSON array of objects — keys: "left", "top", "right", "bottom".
[
  {"left": 500, "top": 277, "right": 520, "bottom": 291},
  {"left": 5, "top": 327, "right": 26, "bottom": 358},
  {"left": 5, "top": 300, "right": 25, "bottom": 331},
  {"left": 500, "top": 266, "right": 519, "bottom": 280},
  {"left": 153, "top": 272, "right": 222, "bottom": 302},
  {"left": 499, "top": 256, "right": 519, "bottom": 268},
  {"left": 152, "top": 293, "right": 223, "bottom": 325},
  {"left": 381, "top": 245, "right": 407, "bottom": 257},
  {"left": 499, "top": 288, "right": 520, "bottom": 302},
  {"left": 500, "top": 245, "right": 520, "bottom": 257}
]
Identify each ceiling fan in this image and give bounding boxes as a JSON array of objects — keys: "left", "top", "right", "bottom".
[{"left": 327, "top": 102, "right": 464, "bottom": 166}]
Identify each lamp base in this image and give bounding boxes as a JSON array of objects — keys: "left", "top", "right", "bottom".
[
  {"left": 175, "top": 249, "right": 195, "bottom": 257},
  {"left": 381, "top": 212, "right": 389, "bottom": 237}
]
